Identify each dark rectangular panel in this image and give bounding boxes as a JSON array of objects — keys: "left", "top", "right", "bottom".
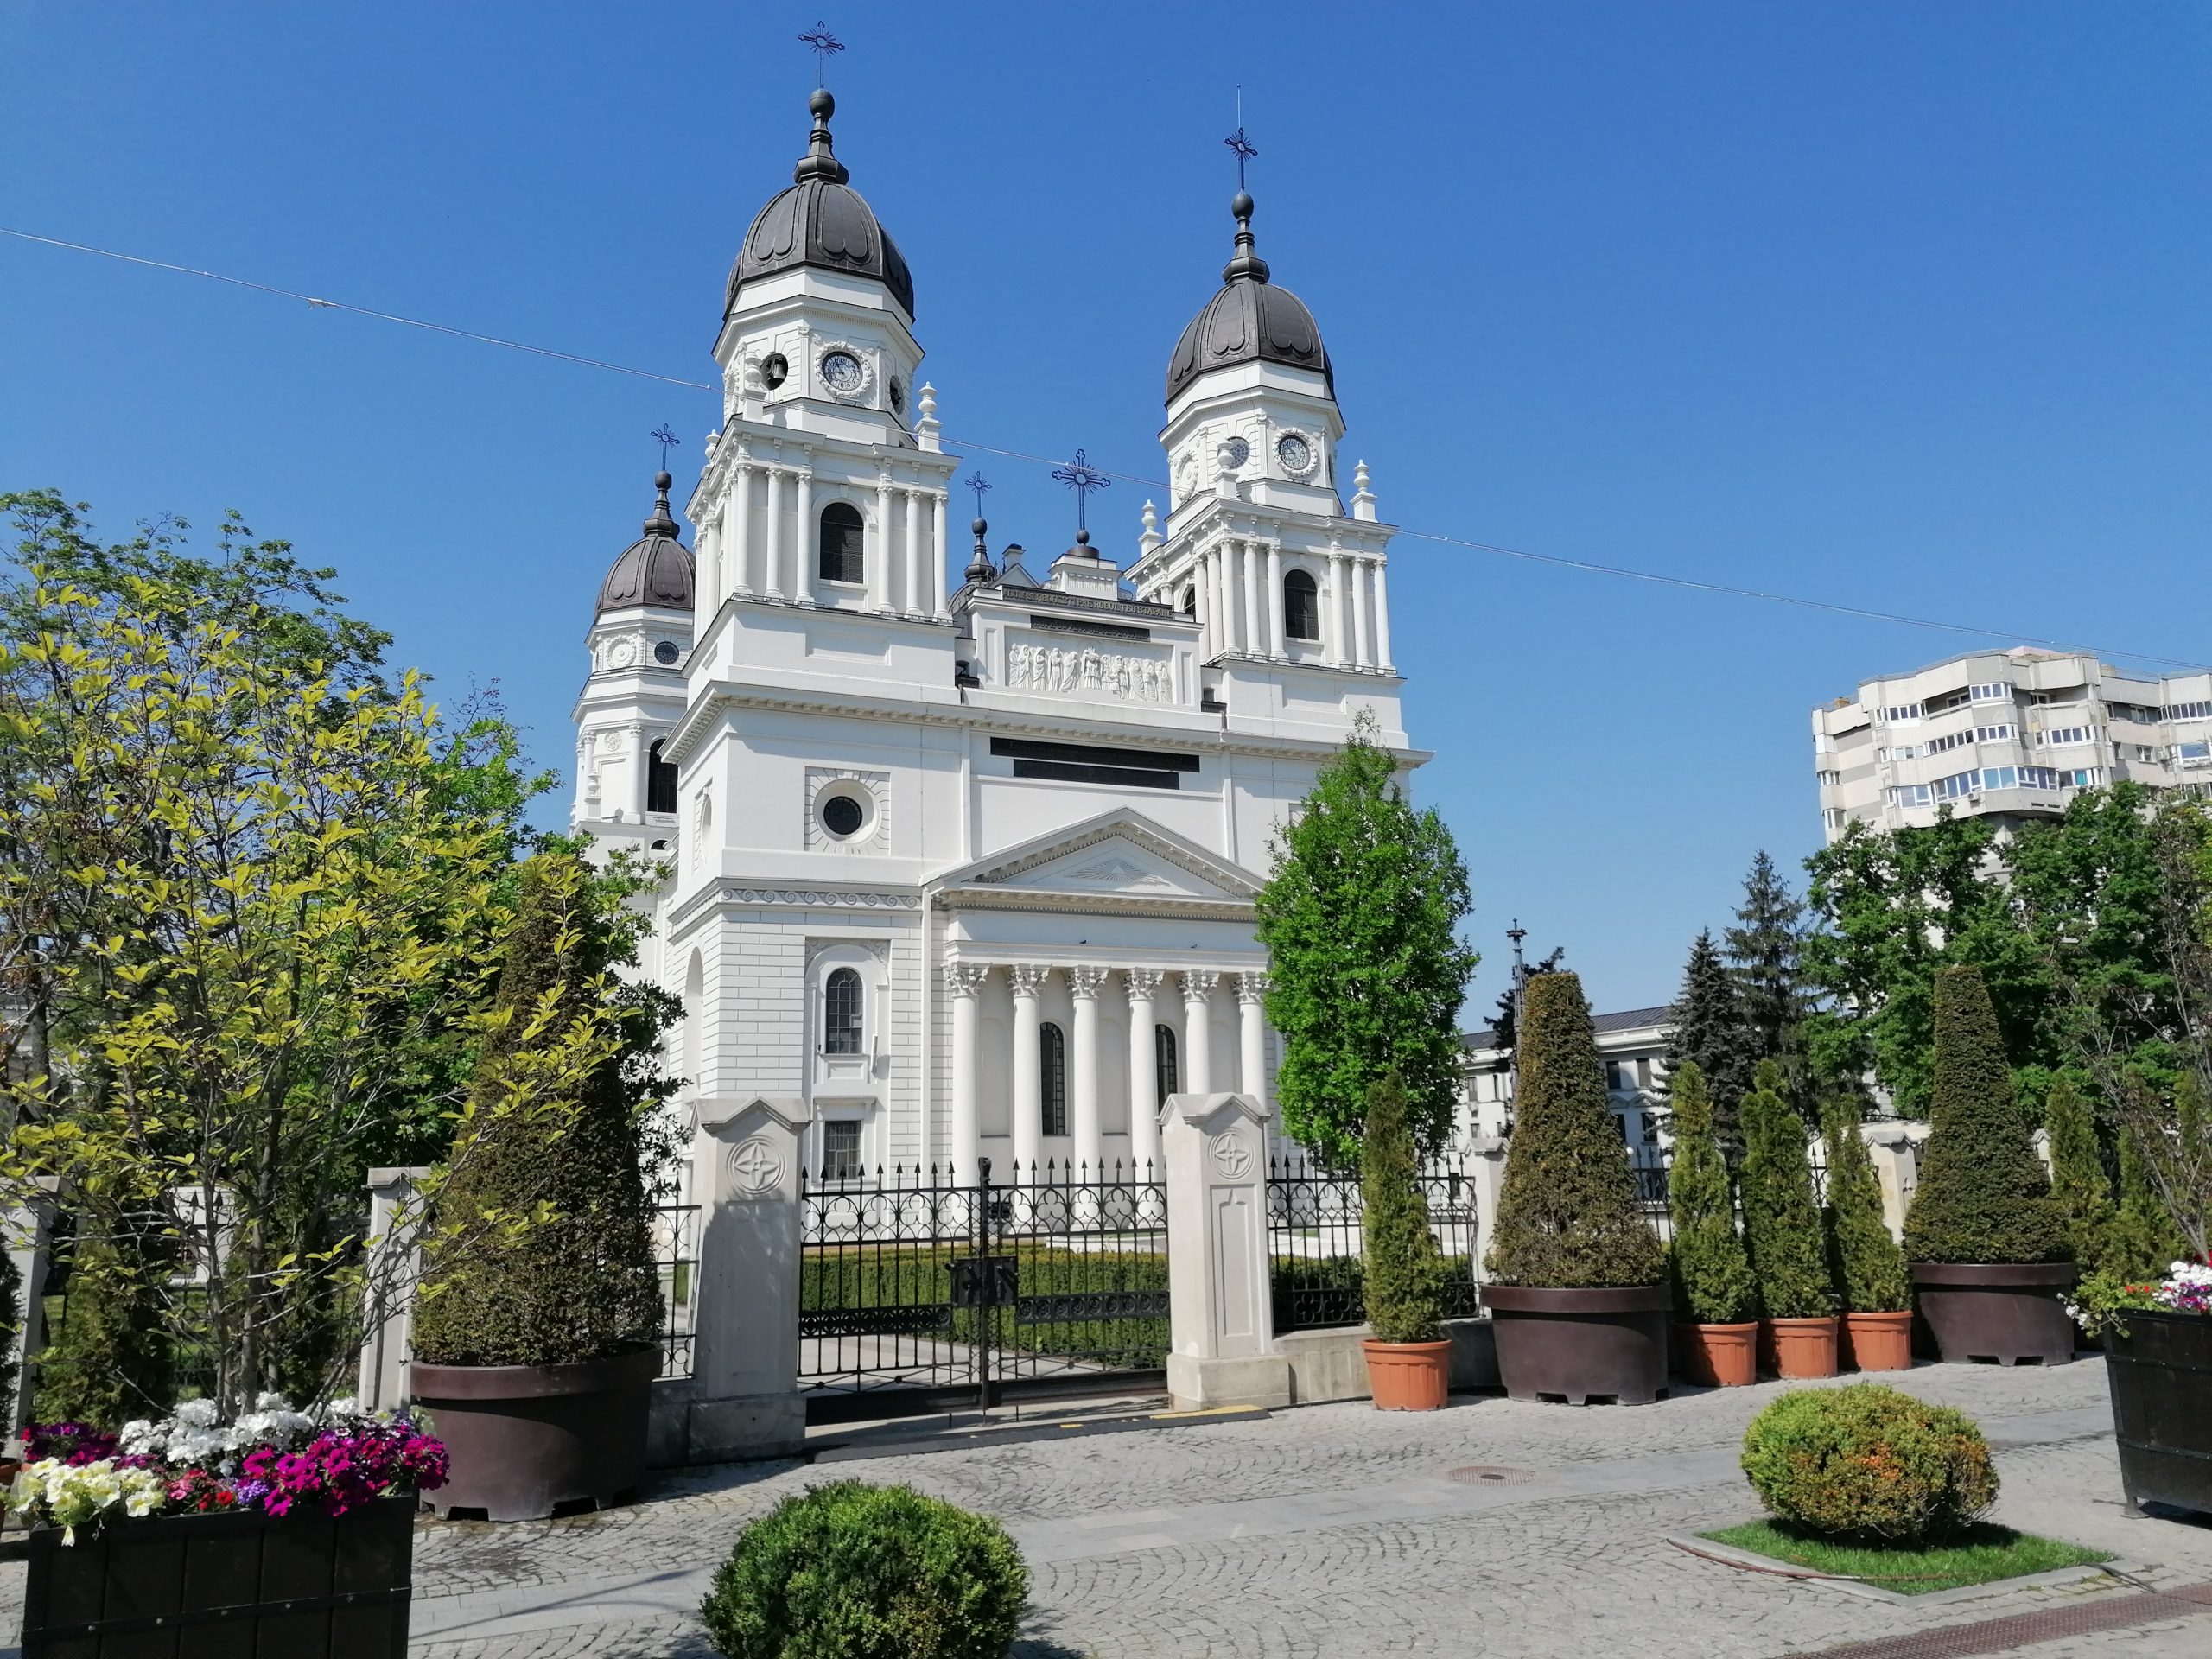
[
  {"left": 989, "top": 737, "right": 1199, "bottom": 773},
  {"left": 1010, "top": 759, "right": 1181, "bottom": 791}
]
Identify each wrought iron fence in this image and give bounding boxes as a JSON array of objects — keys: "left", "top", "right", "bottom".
[
  {"left": 654, "top": 1202, "right": 700, "bottom": 1379},
  {"left": 1263, "top": 1153, "right": 1483, "bottom": 1333}
]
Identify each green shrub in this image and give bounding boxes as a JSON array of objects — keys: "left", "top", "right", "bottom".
[
  {"left": 1665, "top": 1062, "right": 1758, "bottom": 1325},
  {"left": 35, "top": 1235, "right": 175, "bottom": 1425},
  {"left": 1902, "top": 966, "right": 2069, "bottom": 1265},
  {"left": 2103, "top": 1117, "right": 2187, "bottom": 1279},
  {"left": 1361, "top": 1072, "right": 1445, "bottom": 1343},
  {"left": 2043, "top": 1077, "right": 2116, "bottom": 1273},
  {"left": 1821, "top": 1096, "right": 1911, "bottom": 1314},
  {"left": 0, "top": 1248, "right": 18, "bottom": 1417},
  {"left": 1484, "top": 972, "right": 1665, "bottom": 1288},
  {"left": 1741, "top": 1384, "right": 1999, "bottom": 1543},
  {"left": 1740, "top": 1062, "right": 1834, "bottom": 1319},
  {"left": 700, "top": 1480, "right": 1027, "bottom": 1659}
]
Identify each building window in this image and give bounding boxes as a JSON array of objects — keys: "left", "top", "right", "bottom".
[
  {"left": 1154, "top": 1024, "right": 1179, "bottom": 1109},
  {"left": 2040, "top": 726, "right": 2094, "bottom": 748},
  {"left": 646, "top": 741, "right": 677, "bottom": 815},
  {"left": 1282, "top": 569, "right": 1319, "bottom": 640},
  {"left": 1823, "top": 807, "right": 1846, "bottom": 832},
  {"left": 823, "top": 968, "right": 863, "bottom": 1055},
  {"left": 1970, "top": 683, "right": 2011, "bottom": 702},
  {"left": 1180, "top": 587, "right": 1197, "bottom": 617},
  {"left": 2022, "top": 766, "right": 2062, "bottom": 790},
  {"left": 2169, "top": 700, "right": 2212, "bottom": 722},
  {"left": 1039, "top": 1022, "right": 1067, "bottom": 1137},
  {"left": 820, "top": 502, "right": 866, "bottom": 585},
  {"left": 822, "top": 1119, "right": 862, "bottom": 1180}
]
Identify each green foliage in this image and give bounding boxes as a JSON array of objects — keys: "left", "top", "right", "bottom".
[
  {"left": 412, "top": 853, "right": 672, "bottom": 1369},
  {"left": 1665, "top": 931, "right": 1758, "bottom": 1158},
  {"left": 1740, "top": 1385, "right": 1999, "bottom": 1543},
  {"left": 34, "top": 1238, "right": 175, "bottom": 1424},
  {"left": 2111, "top": 1067, "right": 2212, "bottom": 1268},
  {"left": 1903, "top": 966, "right": 2069, "bottom": 1265},
  {"left": 1726, "top": 851, "right": 1814, "bottom": 1118},
  {"left": 1821, "top": 1096, "right": 1911, "bottom": 1314},
  {"left": 1484, "top": 972, "right": 1665, "bottom": 1288},
  {"left": 1663, "top": 1062, "right": 1758, "bottom": 1325},
  {"left": 2103, "top": 1116, "right": 2187, "bottom": 1279},
  {"left": 0, "top": 1247, "right": 19, "bottom": 1418},
  {"left": 1255, "top": 713, "right": 1476, "bottom": 1166},
  {"left": 1359, "top": 1073, "right": 1444, "bottom": 1344},
  {"left": 2042, "top": 1077, "right": 2116, "bottom": 1273},
  {"left": 699, "top": 1480, "right": 1028, "bottom": 1659},
  {"left": 1700, "top": 1518, "right": 2107, "bottom": 1596},
  {"left": 1739, "top": 1062, "right": 1834, "bottom": 1318}
]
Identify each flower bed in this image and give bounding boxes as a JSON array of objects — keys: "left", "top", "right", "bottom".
[{"left": 2072, "top": 1262, "right": 2212, "bottom": 1518}]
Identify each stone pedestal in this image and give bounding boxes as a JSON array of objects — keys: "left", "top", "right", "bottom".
[
  {"left": 1160, "top": 1091, "right": 1291, "bottom": 1409},
  {"left": 356, "top": 1166, "right": 430, "bottom": 1414},
  {"left": 3, "top": 1181, "right": 57, "bottom": 1432},
  {"left": 1467, "top": 1134, "right": 1509, "bottom": 1277},
  {"left": 1860, "top": 1122, "right": 1926, "bottom": 1241}
]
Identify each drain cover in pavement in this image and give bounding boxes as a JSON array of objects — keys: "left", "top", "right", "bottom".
[{"left": 1446, "top": 1465, "right": 1536, "bottom": 1485}]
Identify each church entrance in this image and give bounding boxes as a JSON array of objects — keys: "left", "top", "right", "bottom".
[{"left": 797, "top": 1157, "right": 1170, "bottom": 1423}]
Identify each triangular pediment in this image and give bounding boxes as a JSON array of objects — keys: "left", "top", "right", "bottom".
[{"left": 932, "top": 809, "right": 1258, "bottom": 903}]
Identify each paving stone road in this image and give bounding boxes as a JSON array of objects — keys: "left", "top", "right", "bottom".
[{"left": 3, "top": 1360, "right": 2209, "bottom": 1657}]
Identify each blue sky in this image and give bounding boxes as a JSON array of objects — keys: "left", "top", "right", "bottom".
[{"left": 3, "top": 3, "right": 2208, "bottom": 1024}]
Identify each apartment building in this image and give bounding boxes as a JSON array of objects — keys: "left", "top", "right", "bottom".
[{"left": 1812, "top": 649, "right": 2212, "bottom": 842}]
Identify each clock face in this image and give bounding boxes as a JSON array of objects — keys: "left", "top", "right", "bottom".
[
  {"left": 1223, "top": 436, "right": 1251, "bottom": 469},
  {"left": 820, "top": 350, "right": 864, "bottom": 393},
  {"left": 1277, "top": 435, "right": 1313, "bottom": 476}
]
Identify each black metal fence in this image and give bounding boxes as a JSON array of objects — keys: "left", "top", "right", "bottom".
[
  {"left": 654, "top": 1202, "right": 700, "bottom": 1379},
  {"left": 1263, "top": 1153, "right": 1483, "bottom": 1333}
]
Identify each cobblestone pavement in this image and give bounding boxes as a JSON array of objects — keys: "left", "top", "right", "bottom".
[{"left": 3, "top": 1361, "right": 2209, "bottom": 1657}]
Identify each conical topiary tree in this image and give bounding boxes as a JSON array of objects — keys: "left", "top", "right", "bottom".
[
  {"left": 1666, "top": 931, "right": 1758, "bottom": 1159},
  {"left": 1821, "top": 1096, "right": 1910, "bottom": 1313},
  {"left": 412, "top": 851, "right": 668, "bottom": 1368},
  {"left": 1665, "top": 1061, "right": 1758, "bottom": 1325},
  {"left": 1361, "top": 1072, "right": 1444, "bottom": 1344},
  {"left": 1485, "top": 971, "right": 1664, "bottom": 1288},
  {"left": 1901, "top": 964, "right": 2069, "bottom": 1265},
  {"left": 2043, "top": 1077, "right": 2115, "bottom": 1273},
  {"left": 1740, "top": 1061, "right": 1834, "bottom": 1318}
]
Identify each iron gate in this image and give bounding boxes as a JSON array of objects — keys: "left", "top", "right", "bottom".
[{"left": 798, "top": 1157, "right": 1169, "bottom": 1423}]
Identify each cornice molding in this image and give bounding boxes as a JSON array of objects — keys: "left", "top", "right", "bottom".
[{"left": 933, "top": 885, "right": 1256, "bottom": 923}]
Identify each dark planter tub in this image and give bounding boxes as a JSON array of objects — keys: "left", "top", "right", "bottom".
[
  {"left": 1483, "top": 1283, "right": 1670, "bottom": 1404},
  {"left": 2105, "top": 1309, "right": 2212, "bottom": 1518},
  {"left": 412, "top": 1343, "right": 658, "bottom": 1522},
  {"left": 20, "top": 1491, "right": 414, "bottom": 1658},
  {"left": 1910, "top": 1262, "right": 2076, "bottom": 1366}
]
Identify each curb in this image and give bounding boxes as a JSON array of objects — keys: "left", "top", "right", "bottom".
[{"left": 1664, "top": 1531, "right": 2143, "bottom": 1605}]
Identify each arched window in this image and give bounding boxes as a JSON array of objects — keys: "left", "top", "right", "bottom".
[
  {"left": 823, "top": 967, "right": 863, "bottom": 1055},
  {"left": 646, "top": 740, "right": 677, "bottom": 815},
  {"left": 1282, "top": 569, "right": 1319, "bottom": 640},
  {"left": 819, "top": 502, "right": 866, "bottom": 585},
  {"left": 1154, "top": 1024, "right": 1179, "bottom": 1108},
  {"left": 1180, "top": 586, "right": 1197, "bottom": 617},
  {"left": 1039, "top": 1021, "right": 1067, "bottom": 1136}
]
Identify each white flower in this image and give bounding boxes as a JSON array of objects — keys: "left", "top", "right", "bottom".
[{"left": 174, "top": 1399, "right": 219, "bottom": 1428}]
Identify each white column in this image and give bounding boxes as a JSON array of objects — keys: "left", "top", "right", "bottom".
[
  {"left": 871, "top": 474, "right": 893, "bottom": 612},
  {"left": 1181, "top": 971, "right": 1217, "bottom": 1092},
  {"left": 732, "top": 465, "right": 754, "bottom": 596},
  {"left": 1236, "top": 972, "right": 1269, "bottom": 1114},
  {"left": 1242, "top": 539, "right": 1262, "bottom": 658},
  {"left": 793, "top": 471, "right": 814, "bottom": 606},
  {"left": 696, "top": 512, "right": 721, "bottom": 621},
  {"left": 1009, "top": 964, "right": 1047, "bottom": 1179},
  {"left": 1326, "top": 548, "right": 1349, "bottom": 665},
  {"left": 903, "top": 488, "right": 922, "bottom": 616},
  {"left": 1266, "top": 543, "right": 1286, "bottom": 658},
  {"left": 1069, "top": 966, "right": 1109, "bottom": 1173},
  {"left": 1351, "top": 555, "right": 1372, "bottom": 669},
  {"left": 1203, "top": 549, "right": 1223, "bottom": 658},
  {"left": 932, "top": 492, "right": 950, "bottom": 619},
  {"left": 1371, "top": 558, "right": 1392, "bottom": 671},
  {"left": 1125, "top": 969, "right": 1165, "bottom": 1174},
  {"left": 764, "top": 468, "right": 785, "bottom": 600},
  {"left": 1217, "top": 542, "right": 1239, "bottom": 655},
  {"left": 945, "top": 962, "right": 988, "bottom": 1180}
]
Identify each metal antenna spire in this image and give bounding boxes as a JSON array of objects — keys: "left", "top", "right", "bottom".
[
  {"left": 1224, "top": 86, "right": 1259, "bottom": 192},
  {"left": 798, "top": 21, "right": 845, "bottom": 86},
  {"left": 1050, "top": 449, "right": 1111, "bottom": 537},
  {"left": 649, "top": 423, "right": 681, "bottom": 469},
  {"left": 964, "top": 470, "right": 992, "bottom": 519}
]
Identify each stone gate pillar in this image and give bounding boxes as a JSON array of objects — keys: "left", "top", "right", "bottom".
[
  {"left": 1860, "top": 1122, "right": 1924, "bottom": 1242},
  {"left": 1160, "top": 1092, "right": 1291, "bottom": 1410},
  {"left": 3, "top": 1180, "right": 58, "bottom": 1432},
  {"left": 357, "top": 1166, "right": 430, "bottom": 1413},
  {"left": 1467, "top": 1135, "right": 1510, "bottom": 1278}
]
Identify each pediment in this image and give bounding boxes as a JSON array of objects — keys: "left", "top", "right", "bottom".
[{"left": 934, "top": 809, "right": 1259, "bottom": 904}]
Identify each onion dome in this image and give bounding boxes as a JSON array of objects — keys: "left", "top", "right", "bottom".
[
  {"left": 596, "top": 472, "right": 694, "bottom": 614},
  {"left": 728, "top": 90, "right": 915, "bottom": 321},
  {"left": 1164, "top": 191, "right": 1331, "bottom": 404}
]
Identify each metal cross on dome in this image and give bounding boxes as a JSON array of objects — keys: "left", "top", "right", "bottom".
[
  {"left": 1050, "top": 449, "right": 1111, "bottom": 537},
  {"left": 1224, "top": 86, "right": 1259, "bottom": 192},
  {"left": 798, "top": 22, "right": 844, "bottom": 85},
  {"left": 649, "top": 424, "right": 681, "bottom": 468},
  {"left": 963, "top": 470, "right": 991, "bottom": 518}
]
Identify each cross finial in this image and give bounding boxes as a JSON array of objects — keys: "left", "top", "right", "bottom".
[
  {"left": 1050, "top": 448, "right": 1111, "bottom": 537},
  {"left": 964, "top": 470, "right": 991, "bottom": 519},
  {"left": 1224, "top": 86, "right": 1259, "bottom": 193},
  {"left": 798, "top": 21, "right": 844, "bottom": 86},
  {"left": 650, "top": 424, "right": 681, "bottom": 468}
]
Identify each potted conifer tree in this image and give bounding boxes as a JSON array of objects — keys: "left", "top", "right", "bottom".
[
  {"left": 1484, "top": 972, "right": 1670, "bottom": 1404},
  {"left": 1360, "top": 1073, "right": 1452, "bottom": 1409},
  {"left": 410, "top": 851, "right": 674, "bottom": 1521},
  {"left": 1665, "top": 1062, "right": 1758, "bottom": 1387},
  {"left": 1903, "top": 964, "right": 2075, "bottom": 1366},
  {"left": 1741, "top": 1062, "right": 1838, "bottom": 1377},
  {"left": 1821, "top": 1096, "right": 1914, "bottom": 1371}
]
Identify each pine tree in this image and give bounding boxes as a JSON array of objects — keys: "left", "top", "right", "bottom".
[
  {"left": 1664, "top": 1062, "right": 1758, "bottom": 1325},
  {"left": 1726, "top": 851, "right": 1812, "bottom": 1118},
  {"left": 1901, "top": 964, "right": 2069, "bottom": 1264},
  {"left": 1740, "top": 1061, "right": 1834, "bottom": 1318},
  {"left": 1821, "top": 1096, "right": 1911, "bottom": 1313},
  {"left": 1665, "top": 931, "right": 1757, "bottom": 1158},
  {"left": 1485, "top": 971, "right": 1666, "bottom": 1288},
  {"left": 2042, "top": 1076, "right": 2116, "bottom": 1273},
  {"left": 1360, "top": 1072, "right": 1445, "bottom": 1343}
]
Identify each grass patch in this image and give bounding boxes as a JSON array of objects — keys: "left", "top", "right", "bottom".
[{"left": 1699, "top": 1519, "right": 2112, "bottom": 1596}]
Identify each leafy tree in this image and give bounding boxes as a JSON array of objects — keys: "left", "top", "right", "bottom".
[
  {"left": 1664, "top": 1061, "right": 1758, "bottom": 1325},
  {"left": 1726, "top": 850, "right": 1813, "bottom": 1117},
  {"left": 1665, "top": 931, "right": 1757, "bottom": 1157},
  {"left": 1739, "top": 1061, "right": 1834, "bottom": 1318},
  {"left": 1901, "top": 965, "right": 2068, "bottom": 1264},
  {"left": 1821, "top": 1096, "right": 1910, "bottom": 1313},
  {"left": 2041, "top": 1076, "right": 2115, "bottom": 1273},
  {"left": 2103, "top": 1108, "right": 2188, "bottom": 1278},
  {"left": 1484, "top": 971, "right": 1665, "bottom": 1288},
  {"left": 1359, "top": 1072, "right": 1444, "bottom": 1344},
  {"left": 1256, "top": 712, "right": 1475, "bottom": 1165}
]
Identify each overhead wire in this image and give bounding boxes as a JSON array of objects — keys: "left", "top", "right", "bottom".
[{"left": 4, "top": 223, "right": 2205, "bottom": 674}]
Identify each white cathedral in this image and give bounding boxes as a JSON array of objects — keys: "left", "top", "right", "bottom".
[{"left": 573, "top": 90, "right": 1414, "bottom": 1182}]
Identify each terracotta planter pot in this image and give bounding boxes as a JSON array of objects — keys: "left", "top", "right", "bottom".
[
  {"left": 1362, "top": 1338, "right": 1452, "bottom": 1410},
  {"left": 1842, "top": 1310, "right": 1915, "bottom": 1373},
  {"left": 2105, "top": 1309, "right": 2212, "bottom": 1518},
  {"left": 1910, "top": 1262, "right": 2077, "bottom": 1367},
  {"left": 1762, "top": 1314, "right": 1840, "bottom": 1379},
  {"left": 1674, "top": 1321, "right": 1758, "bottom": 1387},
  {"left": 1484, "top": 1283, "right": 1669, "bottom": 1404},
  {"left": 411, "top": 1343, "right": 658, "bottom": 1522}
]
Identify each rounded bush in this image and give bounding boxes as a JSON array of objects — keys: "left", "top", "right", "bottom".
[
  {"left": 1740, "top": 1385, "right": 1999, "bottom": 1542},
  {"left": 700, "top": 1480, "right": 1027, "bottom": 1659}
]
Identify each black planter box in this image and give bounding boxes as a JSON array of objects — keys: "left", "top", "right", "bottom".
[
  {"left": 19, "top": 1491, "right": 415, "bottom": 1658},
  {"left": 2105, "top": 1309, "right": 2212, "bottom": 1519}
]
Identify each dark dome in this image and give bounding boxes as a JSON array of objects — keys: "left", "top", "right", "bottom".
[
  {"left": 727, "top": 91, "right": 915, "bottom": 321},
  {"left": 597, "top": 472, "right": 695, "bottom": 615},
  {"left": 1165, "top": 193, "right": 1331, "bottom": 404}
]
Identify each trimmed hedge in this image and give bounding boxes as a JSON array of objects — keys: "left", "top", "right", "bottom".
[
  {"left": 1361, "top": 1072, "right": 1446, "bottom": 1343},
  {"left": 1821, "top": 1097, "right": 1911, "bottom": 1313},
  {"left": 802, "top": 1245, "right": 1169, "bottom": 1368},
  {"left": 1665, "top": 1060, "right": 1758, "bottom": 1325},
  {"left": 1741, "top": 1384, "right": 1998, "bottom": 1543},
  {"left": 1740, "top": 1062, "right": 1834, "bottom": 1319}
]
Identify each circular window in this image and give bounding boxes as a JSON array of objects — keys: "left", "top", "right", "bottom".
[
  {"left": 760, "top": 352, "right": 789, "bottom": 389},
  {"left": 652, "top": 640, "right": 680, "bottom": 666},
  {"left": 821, "top": 793, "right": 866, "bottom": 839},
  {"left": 1222, "top": 436, "right": 1251, "bottom": 469}
]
